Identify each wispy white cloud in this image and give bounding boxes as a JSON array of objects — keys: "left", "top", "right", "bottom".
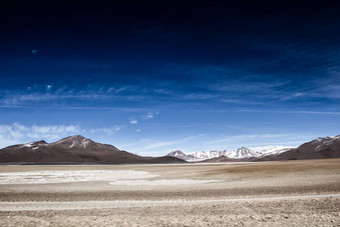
[
  {"left": 116, "top": 134, "right": 206, "bottom": 156},
  {"left": 238, "top": 109, "right": 340, "bottom": 115},
  {"left": 143, "top": 113, "right": 154, "bottom": 120},
  {"left": 1, "top": 93, "right": 111, "bottom": 106},
  {"left": 279, "top": 92, "right": 305, "bottom": 101},
  {"left": 211, "top": 80, "right": 289, "bottom": 93},
  {"left": 197, "top": 133, "right": 324, "bottom": 152},
  {"left": 142, "top": 111, "right": 159, "bottom": 120},
  {"left": 47, "top": 106, "right": 148, "bottom": 111},
  {"left": 205, "top": 133, "right": 307, "bottom": 145},
  {"left": 180, "top": 93, "right": 217, "bottom": 101},
  {"left": 0, "top": 85, "right": 157, "bottom": 107},
  {"left": 107, "top": 85, "right": 139, "bottom": 94},
  {"left": 140, "top": 134, "right": 205, "bottom": 150},
  {"left": 143, "top": 141, "right": 177, "bottom": 150},
  {"left": 89, "top": 126, "right": 122, "bottom": 135},
  {"left": 129, "top": 119, "right": 138, "bottom": 124}
]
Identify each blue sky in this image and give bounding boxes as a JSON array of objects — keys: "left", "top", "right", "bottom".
[{"left": 0, "top": 1, "right": 339, "bottom": 155}]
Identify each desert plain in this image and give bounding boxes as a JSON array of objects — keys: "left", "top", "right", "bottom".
[{"left": 0, "top": 159, "right": 339, "bottom": 226}]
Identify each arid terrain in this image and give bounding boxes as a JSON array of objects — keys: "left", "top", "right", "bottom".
[{"left": 0, "top": 159, "right": 340, "bottom": 226}]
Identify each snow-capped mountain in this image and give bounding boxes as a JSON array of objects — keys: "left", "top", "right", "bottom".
[
  {"left": 166, "top": 150, "right": 197, "bottom": 161},
  {"left": 167, "top": 145, "right": 294, "bottom": 161},
  {"left": 227, "top": 147, "right": 263, "bottom": 159}
]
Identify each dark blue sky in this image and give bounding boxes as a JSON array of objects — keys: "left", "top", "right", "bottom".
[{"left": 0, "top": 0, "right": 339, "bottom": 155}]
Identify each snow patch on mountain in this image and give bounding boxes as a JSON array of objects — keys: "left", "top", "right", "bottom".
[{"left": 23, "top": 143, "right": 33, "bottom": 148}]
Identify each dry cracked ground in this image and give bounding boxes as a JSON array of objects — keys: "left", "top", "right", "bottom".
[{"left": 0, "top": 159, "right": 340, "bottom": 226}]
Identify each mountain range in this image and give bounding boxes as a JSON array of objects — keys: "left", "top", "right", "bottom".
[
  {"left": 167, "top": 135, "right": 340, "bottom": 162},
  {"left": 0, "top": 135, "right": 185, "bottom": 164},
  {"left": 166, "top": 146, "right": 292, "bottom": 161},
  {"left": 0, "top": 135, "right": 339, "bottom": 164}
]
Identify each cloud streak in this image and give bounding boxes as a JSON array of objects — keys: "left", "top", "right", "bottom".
[
  {"left": 89, "top": 126, "right": 122, "bottom": 135},
  {"left": 238, "top": 109, "right": 340, "bottom": 115},
  {"left": 138, "top": 134, "right": 205, "bottom": 151},
  {"left": 0, "top": 66, "right": 339, "bottom": 111}
]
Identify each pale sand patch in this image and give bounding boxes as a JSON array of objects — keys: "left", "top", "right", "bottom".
[
  {"left": 0, "top": 170, "right": 222, "bottom": 186},
  {"left": 0, "top": 193, "right": 339, "bottom": 211},
  {"left": 0, "top": 170, "right": 158, "bottom": 184},
  {"left": 108, "top": 179, "right": 222, "bottom": 186}
]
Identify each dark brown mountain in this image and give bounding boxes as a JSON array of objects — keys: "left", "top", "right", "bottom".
[
  {"left": 0, "top": 135, "right": 186, "bottom": 164},
  {"left": 258, "top": 135, "right": 340, "bottom": 161}
]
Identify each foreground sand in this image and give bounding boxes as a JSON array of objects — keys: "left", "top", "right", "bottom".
[{"left": 0, "top": 159, "right": 340, "bottom": 226}]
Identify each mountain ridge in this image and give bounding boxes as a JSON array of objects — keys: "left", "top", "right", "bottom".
[
  {"left": 167, "top": 135, "right": 340, "bottom": 162},
  {"left": 167, "top": 145, "right": 293, "bottom": 161},
  {"left": 1, "top": 135, "right": 339, "bottom": 164},
  {"left": 0, "top": 135, "right": 185, "bottom": 165}
]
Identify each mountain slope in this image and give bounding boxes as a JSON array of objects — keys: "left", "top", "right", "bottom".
[
  {"left": 0, "top": 135, "right": 186, "bottom": 164},
  {"left": 258, "top": 135, "right": 340, "bottom": 161}
]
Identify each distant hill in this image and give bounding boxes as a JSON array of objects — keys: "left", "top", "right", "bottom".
[
  {"left": 0, "top": 135, "right": 186, "bottom": 165},
  {"left": 199, "top": 155, "right": 253, "bottom": 163},
  {"left": 258, "top": 135, "right": 340, "bottom": 161}
]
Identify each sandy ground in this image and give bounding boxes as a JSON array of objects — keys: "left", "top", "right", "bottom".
[{"left": 0, "top": 159, "right": 340, "bottom": 226}]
